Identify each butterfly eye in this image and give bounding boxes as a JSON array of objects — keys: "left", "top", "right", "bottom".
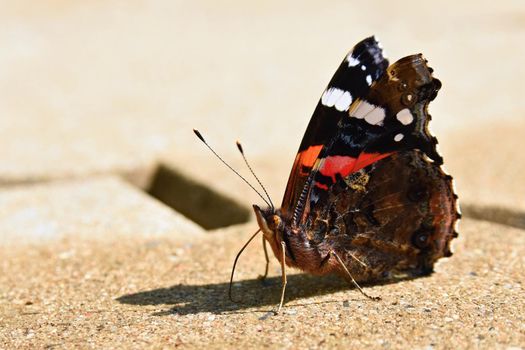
[
  {"left": 412, "top": 230, "right": 431, "bottom": 249},
  {"left": 271, "top": 215, "right": 282, "bottom": 229}
]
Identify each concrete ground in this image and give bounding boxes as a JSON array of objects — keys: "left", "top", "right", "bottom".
[{"left": 1, "top": 1, "right": 524, "bottom": 349}]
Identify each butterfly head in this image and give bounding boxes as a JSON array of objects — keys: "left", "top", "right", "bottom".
[
  {"left": 253, "top": 204, "right": 297, "bottom": 268},
  {"left": 253, "top": 204, "right": 283, "bottom": 242}
]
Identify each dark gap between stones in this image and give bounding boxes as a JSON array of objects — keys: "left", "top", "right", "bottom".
[
  {"left": 147, "top": 164, "right": 251, "bottom": 230},
  {"left": 461, "top": 203, "right": 525, "bottom": 230}
]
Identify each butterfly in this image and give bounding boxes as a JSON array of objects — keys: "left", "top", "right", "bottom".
[{"left": 195, "top": 36, "right": 460, "bottom": 313}]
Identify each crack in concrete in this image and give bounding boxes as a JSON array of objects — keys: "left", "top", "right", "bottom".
[{"left": 147, "top": 164, "right": 251, "bottom": 230}]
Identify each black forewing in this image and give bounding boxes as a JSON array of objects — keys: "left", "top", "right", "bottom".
[{"left": 281, "top": 36, "right": 389, "bottom": 218}]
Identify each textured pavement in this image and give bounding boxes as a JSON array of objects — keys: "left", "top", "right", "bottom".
[
  {"left": 1, "top": 219, "right": 524, "bottom": 348},
  {"left": 1, "top": 1, "right": 524, "bottom": 349}
]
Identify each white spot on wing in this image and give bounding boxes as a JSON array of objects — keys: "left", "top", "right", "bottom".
[
  {"left": 322, "top": 88, "right": 353, "bottom": 111},
  {"left": 346, "top": 53, "right": 360, "bottom": 67},
  {"left": 321, "top": 91, "right": 329, "bottom": 106},
  {"left": 349, "top": 100, "right": 373, "bottom": 119},
  {"left": 365, "top": 109, "right": 385, "bottom": 125},
  {"left": 366, "top": 75, "right": 372, "bottom": 85},
  {"left": 396, "top": 108, "right": 414, "bottom": 125},
  {"left": 334, "top": 91, "right": 353, "bottom": 112},
  {"left": 376, "top": 38, "right": 387, "bottom": 57},
  {"left": 361, "top": 65, "right": 366, "bottom": 71},
  {"left": 394, "top": 133, "right": 404, "bottom": 142},
  {"left": 321, "top": 87, "right": 344, "bottom": 107},
  {"left": 349, "top": 100, "right": 386, "bottom": 126}
]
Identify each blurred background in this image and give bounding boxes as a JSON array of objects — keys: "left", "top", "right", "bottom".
[{"left": 1, "top": 0, "right": 524, "bottom": 230}]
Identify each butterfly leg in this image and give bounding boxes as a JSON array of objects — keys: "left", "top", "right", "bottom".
[
  {"left": 258, "top": 236, "right": 270, "bottom": 281},
  {"left": 330, "top": 250, "right": 381, "bottom": 301},
  {"left": 275, "top": 241, "right": 288, "bottom": 314}
]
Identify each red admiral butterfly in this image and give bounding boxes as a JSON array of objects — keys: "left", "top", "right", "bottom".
[{"left": 195, "top": 36, "right": 460, "bottom": 313}]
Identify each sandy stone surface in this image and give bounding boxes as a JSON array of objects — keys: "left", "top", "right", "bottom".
[
  {"left": 0, "top": 176, "right": 204, "bottom": 245},
  {"left": 1, "top": 0, "right": 525, "bottom": 349},
  {"left": 442, "top": 120, "right": 525, "bottom": 215},
  {"left": 1, "top": 219, "right": 524, "bottom": 349}
]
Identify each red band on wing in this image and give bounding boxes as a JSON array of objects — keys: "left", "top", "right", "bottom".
[
  {"left": 353, "top": 152, "right": 393, "bottom": 172},
  {"left": 293, "top": 145, "right": 324, "bottom": 177},
  {"left": 319, "top": 155, "right": 357, "bottom": 182},
  {"left": 315, "top": 182, "right": 329, "bottom": 190},
  {"left": 281, "top": 144, "right": 324, "bottom": 213},
  {"left": 319, "top": 152, "right": 393, "bottom": 182},
  {"left": 298, "top": 145, "right": 323, "bottom": 168}
]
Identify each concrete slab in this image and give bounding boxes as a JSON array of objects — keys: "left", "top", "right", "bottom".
[
  {"left": 0, "top": 176, "right": 204, "bottom": 245},
  {"left": 0, "top": 218, "right": 523, "bottom": 349},
  {"left": 441, "top": 120, "right": 525, "bottom": 225}
]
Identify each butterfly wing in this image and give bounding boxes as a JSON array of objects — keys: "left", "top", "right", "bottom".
[
  {"left": 281, "top": 36, "right": 389, "bottom": 218},
  {"left": 308, "top": 150, "right": 460, "bottom": 280},
  {"left": 293, "top": 54, "right": 459, "bottom": 278},
  {"left": 294, "top": 54, "right": 444, "bottom": 227}
]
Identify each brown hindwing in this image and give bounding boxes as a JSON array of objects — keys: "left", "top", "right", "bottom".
[{"left": 305, "top": 150, "right": 459, "bottom": 281}]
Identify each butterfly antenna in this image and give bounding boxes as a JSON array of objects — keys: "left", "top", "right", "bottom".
[
  {"left": 236, "top": 141, "right": 275, "bottom": 211},
  {"left": 193, "top": 129, "right": 272, "bottom": 208}
]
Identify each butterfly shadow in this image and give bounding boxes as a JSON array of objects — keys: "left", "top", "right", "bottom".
[{"left": 116, "top": 273, "right": 416, "bottom": 316}]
